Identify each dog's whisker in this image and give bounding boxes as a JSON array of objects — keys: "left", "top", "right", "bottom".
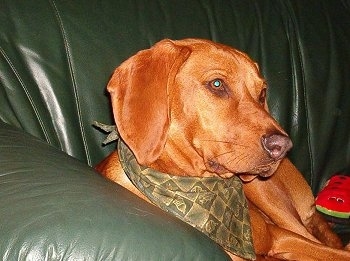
[
  {"left": 224, "top": 153, "right": 246, "bottom": 167},
  {"left": 199, "top": 139, "right": 249, "bottom": 148},
  {"left": 209, "top": 150, "right": 237, "bottom": 161},
  {"left": 229, "top": 153, "right": 250, "bottom": 167}
]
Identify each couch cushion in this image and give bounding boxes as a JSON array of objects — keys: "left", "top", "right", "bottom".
[{"left": 0, "top": 122, "right": 229, "bottom": 260}]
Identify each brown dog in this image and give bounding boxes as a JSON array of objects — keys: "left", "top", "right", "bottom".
[{"left": 96, "top": 39, "right": 350, "bottom": 260}]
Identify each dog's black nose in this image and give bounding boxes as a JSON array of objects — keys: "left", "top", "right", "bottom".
[{"left": 261, "top": 134, "right": 293, "bottom": 160}]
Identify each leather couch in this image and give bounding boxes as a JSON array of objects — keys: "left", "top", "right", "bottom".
[{"left": 1, "top": 1, "right": 349, "bottom": 259}]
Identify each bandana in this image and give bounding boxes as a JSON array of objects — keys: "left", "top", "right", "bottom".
[{"left": 94, "top": 122, "right": 256, "bottom": 260}]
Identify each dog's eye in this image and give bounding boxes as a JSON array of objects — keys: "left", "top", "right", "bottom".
[
  {"left": 259, "top": 88, "right": 267, "bottom": 105},
  {"left": 212, "top": 79, "right": 222, "bottom": 88},
  {"left": 207, "top": 79, "right": 228, "bottom": 97}
]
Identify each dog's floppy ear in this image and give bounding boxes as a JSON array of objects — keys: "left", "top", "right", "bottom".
[{"left": 107, "top": 39, "right": 191, "bottom": 165}]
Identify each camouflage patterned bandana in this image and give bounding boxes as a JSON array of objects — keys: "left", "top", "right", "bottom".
[{"left": 94, "top": 122, "right": 255, "bottom": 260}]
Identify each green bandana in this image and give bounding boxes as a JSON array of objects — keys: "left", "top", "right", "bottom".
[{"left": 94, "top": 122, "right": 256, "bottom": 260}]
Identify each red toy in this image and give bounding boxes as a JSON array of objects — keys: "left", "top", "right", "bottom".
[{"left": 315, "top": 174, "right": 350, "bottom": 224}]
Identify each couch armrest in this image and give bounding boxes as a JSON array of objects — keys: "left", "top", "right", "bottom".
[{"left": 0, "top": 122, "right": 228, "bottom": 260}]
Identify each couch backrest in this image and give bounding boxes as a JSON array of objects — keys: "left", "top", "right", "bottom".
[{"left": 1, "top": 0, "right": 350, "bottom": 193}]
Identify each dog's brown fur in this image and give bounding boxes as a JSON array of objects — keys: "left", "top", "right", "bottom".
[{"left": 96, "top": 39, "right": 349, "bottom": 260}]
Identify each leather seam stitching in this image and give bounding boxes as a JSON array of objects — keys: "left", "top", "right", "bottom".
[
  {"left": 0, "top": 46, "right": 51, "bottom": 143},
  {"left": 49, "top": 0, "right": 91, "bottom": 165},
  {"left": 283, "top": 2, "right": 315, "bottom": 186}
]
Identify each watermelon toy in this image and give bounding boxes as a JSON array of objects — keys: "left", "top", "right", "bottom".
[{"left": 315, "top": 175, "right": 350, "bottom": 224}]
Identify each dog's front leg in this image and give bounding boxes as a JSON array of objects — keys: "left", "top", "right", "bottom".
[{"left": 243, "top": 158, "right": 343, "bottom": 248}]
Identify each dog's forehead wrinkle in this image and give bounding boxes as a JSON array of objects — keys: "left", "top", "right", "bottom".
[
  {"left": 177, "top": 39, "right": 261, "bottom": 78},
  {"left": 184, "top": 56, "right": 262, "bottom": 95}
]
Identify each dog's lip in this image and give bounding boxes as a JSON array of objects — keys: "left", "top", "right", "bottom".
[
  {"left": 206, "top": 159, "right": 275, "bottom": 180},
  {"left": 237, "top": 173, "right": 259, "bottom": 182},
  {"left": 237, "top": 165, "right": 274, "bottom": 182},
  {"left": 254, "top": 166, "right": 274, "bottom": 177}
]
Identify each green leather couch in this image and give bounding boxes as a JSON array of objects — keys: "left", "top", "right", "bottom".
[{"left": 1, "top": 1, "right": 349, "bottom": 260}]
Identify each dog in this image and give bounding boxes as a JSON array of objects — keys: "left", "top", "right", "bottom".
[{"left": 96, "top": 38, "right": 350, "bottom": 260}]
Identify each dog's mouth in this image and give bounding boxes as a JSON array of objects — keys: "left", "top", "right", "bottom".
[
  {"left": 206, "top": 159, "right": 278, "bottom": 182},
  {"left": 237, "top": 166, "right": 273, "bottom": 182}
]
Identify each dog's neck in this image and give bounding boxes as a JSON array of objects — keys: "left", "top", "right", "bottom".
[{"left": 150, "top": 135, "right": 213, "bottom": 178}]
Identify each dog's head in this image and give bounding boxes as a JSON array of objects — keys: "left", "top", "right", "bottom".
[{"left": 108, "top": 38, "right": 292, "bottom": 181}]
